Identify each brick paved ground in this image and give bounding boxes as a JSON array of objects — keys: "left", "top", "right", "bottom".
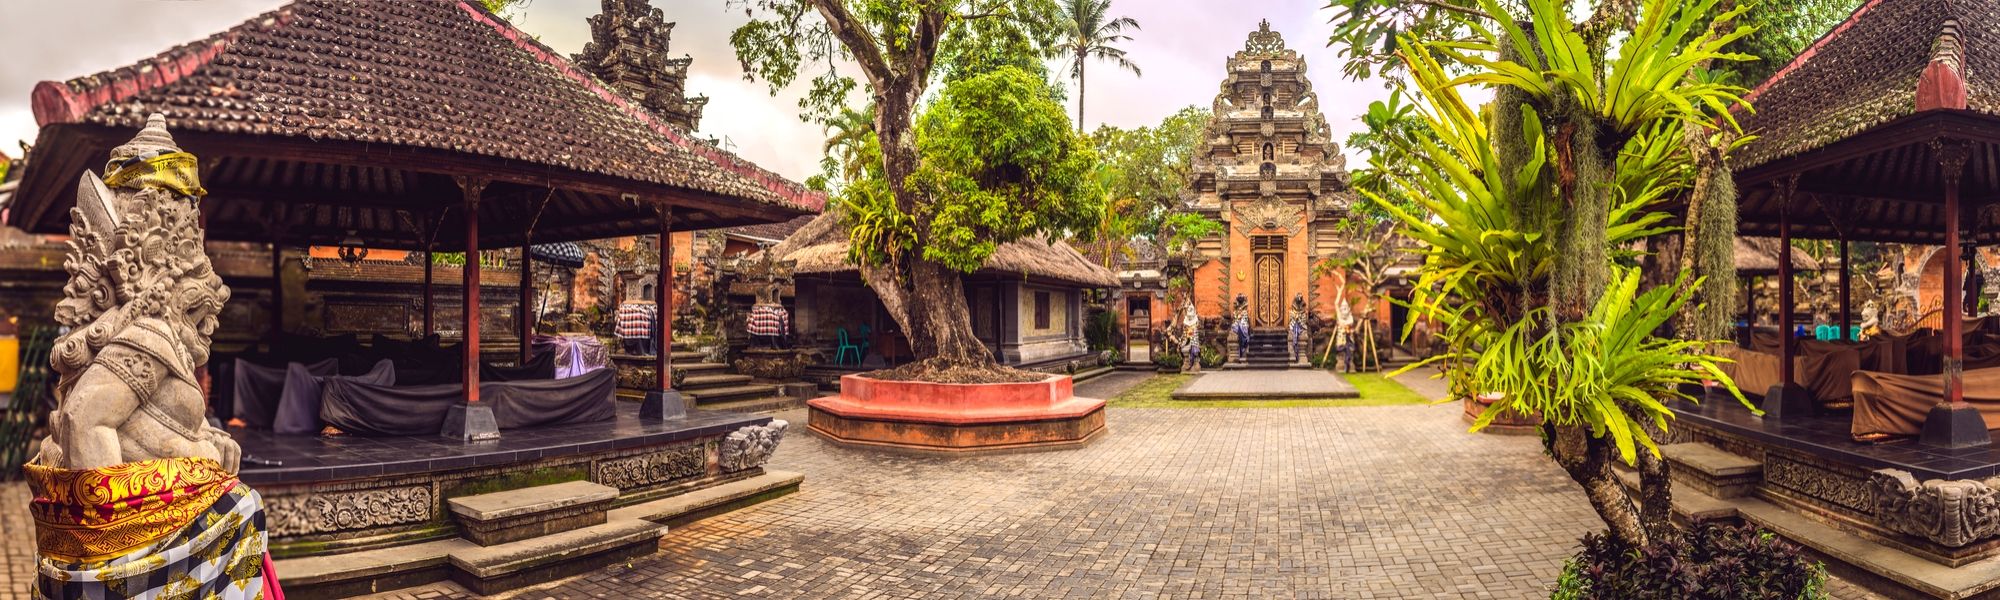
[{"left": 0, "top": 371, "right": 1887, "bottom": 599}]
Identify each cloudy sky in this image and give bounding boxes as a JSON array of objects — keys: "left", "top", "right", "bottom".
[{"left": 0, "top": 0, "right": 1407, "bottom": 181}]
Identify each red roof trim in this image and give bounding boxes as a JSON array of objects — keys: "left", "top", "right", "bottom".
[
  {"left": 1743, "top": 0, "right": 1886, "bottom": 105},
  {"left": 452, "top": 1, "right": 825, "bottom": 212},
  {"left": 31, "top": 10, "right": 290, "bottom": 127}
]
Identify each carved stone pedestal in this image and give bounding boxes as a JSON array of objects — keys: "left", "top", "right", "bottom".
[
  {"left": 442, "top": 403, "right": 500, "bottom": 441},
  {"left": 808, "top": 374, "right": 1105, "bottom": 454},
  {"left": 735, "top": 348, "right": 811, "bottom": 380}
]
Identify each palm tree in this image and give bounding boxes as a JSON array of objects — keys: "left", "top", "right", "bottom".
[{"left": 1054, "top": 0, "right": 1141, "bottom": 132}]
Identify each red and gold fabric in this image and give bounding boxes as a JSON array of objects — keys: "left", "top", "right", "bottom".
[
  {"left": 25, "top": 457, "right": 236, "bottom": 563},
  {"left": 26, "top": 457, "right": 279, "bottom": 599}
]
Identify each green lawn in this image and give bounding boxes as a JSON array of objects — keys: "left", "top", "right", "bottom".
[{"left": 1106, "top": 372, "right": 1438, "bottom": 408}]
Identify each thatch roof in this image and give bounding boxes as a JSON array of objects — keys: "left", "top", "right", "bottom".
[
  {"left": 771, "top": 213, "right": 1120, "bottom": 288},
  {"left": 1734, "top": 237, "right": 1822, "bottom": 275}
]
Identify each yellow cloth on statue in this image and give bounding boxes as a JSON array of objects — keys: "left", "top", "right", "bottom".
[
  {"left": 103, "top": 152, "right": 206, "bottom": 199},
  {"left": 23, "top": 457, "right": 237, "bottom": 563}
]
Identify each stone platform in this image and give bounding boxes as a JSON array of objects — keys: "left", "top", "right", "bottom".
[
  {"left": 1169, "top": 369, "right": 1360, "bottom": 400},
  {"left": 808, "top": 374, "right": 1106, "bottom": 454},
  {"left": 228, "top": 403, "right": 797, "bottom": 597}
]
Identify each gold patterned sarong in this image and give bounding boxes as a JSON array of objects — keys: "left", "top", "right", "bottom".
[
  {"left": 102, "top": 151, "right": 206, "bottom": 199},
  {"left": 26, "top": 458, "right": 277, "bottom": 599}
]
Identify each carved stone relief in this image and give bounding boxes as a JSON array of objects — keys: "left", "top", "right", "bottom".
[
  {"left": 1232, "top": 196, "right": 1304, "bottom": 237},
  {"left": 1872, "top": 469, "right": 2000, "bottom": 548},
  {"left": 719, "top": 420, "right": 789, "bottom": 473},
  {"left": 265, "top": 486, "right": 435, "bottom": 537},
  {"left": 595, "top": 443, "right": 708, "bottom": 489},
  {"left": 1763, "top": 454, "right": 1871, "bottom": 513}
]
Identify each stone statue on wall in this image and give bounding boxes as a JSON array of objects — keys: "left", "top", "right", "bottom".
[
  {"left": 1231, "top": 294, "right": 1251, "bottom": 361},
  {"left": 1288, "top": 294, "right": 1308, "bottom": 362},
  {"left": 25, "top": 114, "right": 279, "bottom": 598},
  {"left": 1179, "top": 300, "right": 1202, "bottom": 373}
]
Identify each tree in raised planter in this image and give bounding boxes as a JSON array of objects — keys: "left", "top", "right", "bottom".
[{"left": 733, "top": 1, "right": 1098, "bottom": 381}]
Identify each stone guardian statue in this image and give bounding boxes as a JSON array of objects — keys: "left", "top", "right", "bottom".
[{"left": 25, "top": 114, "right": 278, "bottom": 599}]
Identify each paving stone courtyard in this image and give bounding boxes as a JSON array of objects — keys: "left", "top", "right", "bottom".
[{"left": 0, "top": 372, "right": 1883, "bottom": 598}]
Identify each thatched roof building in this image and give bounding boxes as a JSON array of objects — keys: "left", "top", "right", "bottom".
[
  {"left": 771, "top": 213, "right": 1119, "bottom": 288},
  {"left": 1734, "top": 237, "right": 1822, "bottom": 275}
]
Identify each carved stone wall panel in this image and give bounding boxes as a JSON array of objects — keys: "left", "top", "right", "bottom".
[
  {"left": 1764, "top": 453, "right": 1872, "bottom": 514},
  {"left": 594, "top": 442, "right": 709, "bottom": 490},
  {"left": 720, "top": 420, "right": 789, "bottom": 473},
  {"left": 1872, "top": 469, "right": 2000, "bottom": 547},
  {"left": 265, "top": 485, "right": 435, "bottom": 537}
]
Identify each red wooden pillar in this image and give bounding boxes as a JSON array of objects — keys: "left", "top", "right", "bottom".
[
  {"left": 459, "top": 178, "right": 487, "bottom": 404},
  {"left": 269, "top": 238, "right": 284, "bottom": 342},
  {"left": 446, "top": 176, "right": 499, "bottom": 441},
  {"left": 1777, "top": 194, "right": 1796, "bottom": 386},
  {"left": 657, "top": 208, "right": 674, "bottom": 392},
  {"left": 1765, "top": 176, "right": 1813, "bottom": 419},
  {"left": 422, "top": 252, "right": 435, "bottom": 336},
  {"left": 520, "top": 242, "right": 534, "bottom": 363},
  {"left": 1839, "top": 239, "right": 1852, "bottom": 340},
  {"left": 641, "top": 205, "right": 684, "bottom": 420},
  {"left": 1922, "top": 139, "right": 1989, "bottom": 447}
]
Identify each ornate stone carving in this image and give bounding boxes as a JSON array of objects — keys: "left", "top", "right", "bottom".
[
  {"left": 1243, "top": 19, "right": 1286, "bottom": 54},
  {"left": 35, "top": 114, "right": 239, "bottom": 472},
  {"left": 1232, "top": 196, "right": 1304, "bottom": 237},
  {"left": 595, "top": 443, "right": 707, "bottom": 489},
  {"left": 719, "top": 420, "right": 788, "bottom": 473},
  {"left": 1871, "top": 469, "right": 2000, "bottom": 547},
  {"left": 573, "top": 0, "right": 707, "bottom": 130},
  {"left": 265, "top": 486, "right": 434, "bottom": 537},
  {"left": 1764, "top": 454, "right": 1871, "bottom": 513}
]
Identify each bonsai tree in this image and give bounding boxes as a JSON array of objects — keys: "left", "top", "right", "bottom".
[{"left": 732, "top": 1, "right": 1098, "bottom": 380}]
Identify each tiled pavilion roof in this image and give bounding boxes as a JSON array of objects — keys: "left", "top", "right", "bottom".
[
  {"left": 9, "top": 0, "right": 820, "bottom": 250},
  {"left": 1732, "top": 0, "right": 2000, "bottom": 244}
]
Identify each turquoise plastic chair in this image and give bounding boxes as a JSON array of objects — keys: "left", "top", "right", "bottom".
[
  {"left": 1850, "top": 325, "right": 1861, "bottom": 341},
  {"left": 1815, "top": 325, "right": 1837, "bottom": 341},
  {"left": 834, "top": 328, "right": 861, "bottom": 366}
]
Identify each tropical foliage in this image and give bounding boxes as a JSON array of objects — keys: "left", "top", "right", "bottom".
[{"left": 1359, "top": 0, "right": 1765, "bottom": 549}]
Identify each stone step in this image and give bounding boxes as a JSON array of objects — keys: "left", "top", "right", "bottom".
[
  {"left": 447, "top": 480, "right": 618, "bottom": 546},
  {"left": 687, "top": 384, "right": 783, "bottom": 404},
  {"left": 697, "top": 395, "right": 808, "bottom": 414},
  {"left": 1660, "top": 443, "right": 1763, "bottom": 499},
  {"left": 675, "top": 362, "right": 728, "bottom": 373},
  {"left": 447, "top": 519, "right": 666, "bottom": 595},
  {"left": 680, "top": 374, "right": 754, "bottom": 390}
]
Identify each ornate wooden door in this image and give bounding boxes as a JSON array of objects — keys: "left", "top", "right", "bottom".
[{"left": 1255, "top": 254, "right": 1284, "bottom": 328}]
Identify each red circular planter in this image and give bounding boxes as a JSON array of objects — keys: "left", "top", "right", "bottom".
[{"left": 807, "top": 374, "right": 1107, "bottom": 453}]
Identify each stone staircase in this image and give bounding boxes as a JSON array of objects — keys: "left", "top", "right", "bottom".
[
  {"left": 1228, "top": 331, "right": 1302, "bottom": 370},
  {"left": 672, "top": 351, "right": 808, "bottom": 414}
]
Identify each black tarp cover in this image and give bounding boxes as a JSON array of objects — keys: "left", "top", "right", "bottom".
[
  {"left": 319, "top": 368, "right": 615, "bottom": 437},
  {"left": 275, "top": 359, "right": 394, "bottom": 435},
  {"left": 232, "top": 357, "right": 337, "bottom": 429}
]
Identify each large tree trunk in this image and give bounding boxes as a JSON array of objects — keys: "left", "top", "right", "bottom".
[
  {"left": 1547, "top": 422, "right": 1649, "bottom": 546},
  {"left": 857, "top": 71, "right": 1000, "bottom": 372}
]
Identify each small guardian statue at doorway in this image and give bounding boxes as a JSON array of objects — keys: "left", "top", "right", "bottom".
[
  {"left": 1231, "top": 294, "right": 1251, "bottom": 361},
  {"left": 1288, "top": 294, "right": 1308, "bottom": 362},
  {"left": 1179, "top": 300, "right": 1203, "bottom": 373}
]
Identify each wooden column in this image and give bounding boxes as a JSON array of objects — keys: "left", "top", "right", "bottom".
[
  {"left": 422, "top": 251, "right": 435, "bottom": 336},
  {"left": 1922, "top": 139, "right": 1989, "bottom": 447},
  {"left": 459, "top": 178, "right": 487, "bottom": 404},
  {"left": 657, "top": 208, "right": 674, "bottom": 392},
  {"left": 1839, "top": 239, "right": 1852, "bottom": 340},
  {"left": 520, "top": 242, "right": 534, "bottom": 363},
  {"left": 1765, "top": 175, "right": 1813, "bottom": 419},
  {"left": 269, "top": 239, "right": 284, "bottom": 342},
  {"left": 640, "top": 204, "right": 684, "bottom": 420},
  {"left": 1777, "top": 191, "right": 1796, "bottom": 387}
]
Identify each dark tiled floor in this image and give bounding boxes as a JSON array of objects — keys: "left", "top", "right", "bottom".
[
  {"left": 231, "top": 404, "right": 767, "bottom": 485},
  {"left": 1672, "top": 398, "right": 2000, "bottom": 480}
]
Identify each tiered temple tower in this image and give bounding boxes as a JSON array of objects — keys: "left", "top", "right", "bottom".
[
  {"left": 573, "top": 0, "right": 709, "bottom": 131},
  {"left": 1187, "top": 20, "right": 1353, "bottom": 329}
]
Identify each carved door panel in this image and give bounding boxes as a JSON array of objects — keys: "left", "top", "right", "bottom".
[{"left": 1255, "top": 254, "right": 1284, "bottom": 329}]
